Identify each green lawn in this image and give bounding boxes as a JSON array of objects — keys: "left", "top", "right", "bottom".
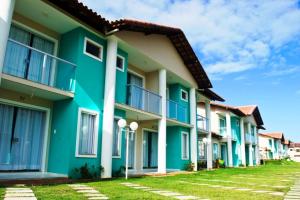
[{"left": 4, "top": 160, "right": 300, "bottom": 200}]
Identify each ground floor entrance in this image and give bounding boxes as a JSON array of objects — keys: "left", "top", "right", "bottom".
[
  {"left": 221, "top": 143, "right": 228, "bottom": 166},
  {"left": 0, "top": 102, "right": 47, "bottom": 171},
  {"left": 143, "top": 130, "right": 158, "bottom": 169}
]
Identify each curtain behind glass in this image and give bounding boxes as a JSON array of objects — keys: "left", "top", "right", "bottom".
[
  {"left": 10, "top": 108, "right": 46, "bottom": 170},
  {"left": 28, "top": 36, "right": 54, "bottom": 85},
  {"left": 0, "top": 104, "right": 14, "bottom": 167},
  {"left": 128, "top": 73, "right": 144, "bottom": 109},
  {"left": 3, "top": 25, "right": 31, "bottom": 78},
  {"left": 79, "top": 113, "right": 96, "bottom": 155},
  {"left": 128, "top": 132, "right": 135, "bottom": 168},
  {"left": 112, "top": 119, "right": 121, "bottom": 157},
  {"left": 150, "top": 132, "right": 158, "bottom": 167},
  {"left": 143, "top": 132, "right": 148, "bottom": 168}
]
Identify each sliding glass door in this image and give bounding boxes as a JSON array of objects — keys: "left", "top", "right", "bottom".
[
  {"left": 3, "top": 24, "right": 55, "bottom": 86},
  {"left": 0, "top": 103, "right": 46, "bottom": 171},
  {"left": 143, "top": 131, "right": 158, "bottom": 168}
]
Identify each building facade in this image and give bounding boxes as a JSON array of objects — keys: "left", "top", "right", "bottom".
[
  {"left": 197, "top": 103, "right": 264, "bottom": 168},
  {"left": 0, "top": 0, "right": 218, "bottom": 179},
  {"left": 288, "top": 143, "right": 300, "bottom": 162},
  {"left": 258, "top": 132, "right": 286, "bottom": 160}
]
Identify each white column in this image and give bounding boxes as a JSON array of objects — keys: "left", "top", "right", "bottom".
[
  {"left": 205, "top": 100, "right": 213, "bottom": 169},
  {"left": 0, "top": 0, "right": 15, "bottom": 84},
  {"left": 248, "top": 123, "right": 253, "bottom": 166},
  {"left": 226, "top": 113, "right": 233, "bottom": 167},
  {"left": 158, "top": 69, "right": 167, "bottom": 174},
  {"left": 240, "top": 118, "right": 246, "bottom": 166},
  {"left": 254, "top": 126, "right": 260, "bottom": 165},
  {"left": 190, "top": 88, "right": 197, "bottom": 171},
  {"left": 101, "top": 37, "right": 118, "bottom": 178}
]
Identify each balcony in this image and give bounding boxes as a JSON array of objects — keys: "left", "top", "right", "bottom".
[
  {"left": 1, "top": 39, "right": 76, "bottom": 100},
  {"left": 167, "top": 99, "right": 188, "bottom": 123},
  {"left": 219, "top": 127, "right": 227, "bottom": 137},
  {"left": 252, "top": 136, "right": 257, "bottom": 144},
  {"left": 126, "top": 84, "right": 161, "bottom": 115},
  {"left": 197, "top": 115, "right": 208, "bottom": 132},
  {"left": 245, "top": 133, "right": 251, "bottom": 143}
]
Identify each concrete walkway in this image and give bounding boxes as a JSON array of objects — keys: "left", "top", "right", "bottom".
[
  {"left": 284, "top": 180, "right": 300, "bottom": 200},
  {"left": 121, "top": 182, "right": 209, "bottom": 200},
  {"left": 4, "top": 187, "right": 37, "bottom": 200},
  {"left": 69, "top": 184, "right": 109, "bottom": 199}
]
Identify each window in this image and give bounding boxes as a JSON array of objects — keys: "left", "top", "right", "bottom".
[
  {"left": 213, "top": 143, "right": 219, "bottom": 160},
  {"left": 236, "top": 120, "right": 240, "bottom": 127},
  {"left": 180, "top": 89, "right": 188, "bottom": 102},
  {"left": 219, "top": 117, "right": 226, "bottom": 135},
  {"left": 198, "top": 140, "right": 207, "bottom": 160},
  {"left": 116, "top": 55, "right": 125, "bottom": 72},
  {"left": 84, "top": 37, "right": 103, "bottom": 61},
  {"left": 76, "top": 108, "right": 99, "bottom": 157},
  {"left": 181, "top": 132, "right": 189, "bottom": 160},
  {"left": 112, "top": 118, "right": 122, "bottom": 158}
]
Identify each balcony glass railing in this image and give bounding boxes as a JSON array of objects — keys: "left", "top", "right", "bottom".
[
  {"left": 126, "top": 84, "right": 161, "bottom": 115},
  {"left": 196, "top": 115, "right": 208, "bottom": 131},
  {"left": 167, "top": 99, "right": 188, "bottom": 123},
  {"left": 219, "top": 127, "right": 227, "bottom": 136},
  {"left": 3, "top": 39, "right": 76, "bottom": 92},
  {"left": 245, "top": 133, "right": 251, "bottom": 143}
]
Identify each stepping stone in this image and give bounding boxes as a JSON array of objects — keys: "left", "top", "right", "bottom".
[
  {"left": 5, "top": 193, "right": 35, "bottom": 197},
  {"left": 273, "top": 186, "right": 286, "bottom": 188},
  {"left": 77, "top": 189, "right": 99, "bottom": 193},
  {"left": 269, "top": 192, "right": 284, "bottom": 196},
  {"left": 253, "top": 190, "right": 269, "bottom": 193},
  {"left": 85, "top": 193, "right": 106, "bottom": 197},
  {"left": 235, "top": 188, "right": 252, "bottom": 191},
  {"left": 6, "top": 190, "right": 33, "bottom": 193},
  {"left": 174, "top": 196, "right": 199, "bottom": 199},
  {"left": 88, "top": 197, "right": 109, "bottom": 200},
  {"left": 131, "top": 186, "right": 150, "bottom": 189},
  {"left": 73, "top": 186, "right": 93, "bottom": 190},
  {"left": 4, "top": 198, "right": 37, "bottom": 200},
  {"left": 159, "top": 192, "right": 182, "bottom": 196}
]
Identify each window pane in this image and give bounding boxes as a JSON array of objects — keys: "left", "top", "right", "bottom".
[
  {"left": 79, "top": 112, "right": 96, "bottom": 155},
  {"left": 86, "top": 41, "right": 101, "bottom": 58},
  {"left": 112, "top": 119, "right": 121, "bottom": 157},
  {"left": 182, "top": 133, "right": 188, "bottom": 159},
  {"left": 116, "top": 56, "right": 124, "bottom": 70}
]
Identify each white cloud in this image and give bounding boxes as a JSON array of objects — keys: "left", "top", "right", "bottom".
[{"left": 80, "top": 0, "right": 300, "bottom": 76}]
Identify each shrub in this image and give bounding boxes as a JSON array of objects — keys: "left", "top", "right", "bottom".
[
  {"left": 185, "top": 162, "right": 195, "bottom": 171},
  {"left": 197, "top": 161, "right": 207, "bottom": 170},
  {"left": 73, "top": 163, "right": 104, "bottom": 179}
]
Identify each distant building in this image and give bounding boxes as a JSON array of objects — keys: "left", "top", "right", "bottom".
[{"left": 288, "top": 143, "right": 300, "bottom": 162}]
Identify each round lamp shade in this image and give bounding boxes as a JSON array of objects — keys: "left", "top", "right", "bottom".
[
  {"left": 117, "top": 119, "right": 127, "bottom": 128},
  {"left": 129, "top": 121, "right": 138, "bottom": 131}
]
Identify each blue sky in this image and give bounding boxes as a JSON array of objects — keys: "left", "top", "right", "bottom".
[{"left": 80, "top": 0, "right": 300, "bottom": 141}]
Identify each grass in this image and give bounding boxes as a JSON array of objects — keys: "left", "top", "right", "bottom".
[
  {"left": 3, "top": 160, "right": 300, "bottom": 200},
  {"left": 0, "top": 187, "right": 5, "bottom": 199}
]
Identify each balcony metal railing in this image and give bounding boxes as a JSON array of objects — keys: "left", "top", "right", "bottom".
[
  {"left": 167, "top": 99, "right": 188, "bottom": 123},
  {"left": 126, "top": 84, "right": 162, "bottom": 115},
  {"left": 197, "top": 114, "right": 208, "bottom": 131},
  {"left": 3, "top": 39, "right": 76, "bottom": 92}
]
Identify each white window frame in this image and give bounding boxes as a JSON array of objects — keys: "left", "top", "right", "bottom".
[
  {"left": 75, "top": 108, "right": 99, "bottom": 158},
  {"left": 116, "top": 55, "right": 125, "bottom": 72},
  {"left": 181, "top": 131, "right": 189, "bottom": 160},
  {"left": 112, "top": 116, "right": 122, "bottom": 158},
  {"left": 83, "top": 37, "right": 103, "bottom": 62},
  {"left": 180, "top": 89, "right": 188, "bottom": 102}
]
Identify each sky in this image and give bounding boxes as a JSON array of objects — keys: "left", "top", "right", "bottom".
[{"left": 80, "top": 0, "right": 300, "bottom": 141}]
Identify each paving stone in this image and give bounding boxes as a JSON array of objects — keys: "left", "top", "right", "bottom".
[
  {"left": 88, "top": 197, "right": 109, "bottom": 200},
  {"left": 73, "top": 186, "right": 93, "bottom": 190},
  {"left": 253, "top": 190, "right": 269, "bottom": 193},
  {"left": 269, "top": 192, "right": 285, "bottom": 196},
  {"left": 235, "top": 188, "right": 252, "bottom": 191},
  {"left": 4, "top": 198, "right": 37, "bottom": 200},
  {"left": 6, "top": 188, "right": 31, "bottom": 190},
  {"left": 174, "top": 195, "right": 199, "bottom": 199},
  {"left": 5, "top": 193, "right": 35, "bottom": 197},
  {"left": 84, "top": 193, "right": 106, "bottom": 197},
  {"left": 6, "top": 190, "right": 33, "bottom": 193},
  {"left": 77, "top": 189, "right": 99, "bottom": 193},
  {"left": 159, "top": 192, "right": 182, "bottom": 196}
]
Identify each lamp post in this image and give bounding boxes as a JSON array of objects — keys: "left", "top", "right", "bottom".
[{"left": 117, "top": 119, "right": 138, "bottom": 180}]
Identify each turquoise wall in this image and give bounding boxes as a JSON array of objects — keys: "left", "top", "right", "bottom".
[
  {"left": 115, "top": 49, "right": 128, "bottom": 104},
  {"left": 48, "top": 27, "right": 107, "bottom": 177},
  {"left": 166, "top": 126, "right": 191, "bottom": 170},
  {"left": 111, "top": 109, "right": 126, "bottom": 176},
  {"left": 168, "top": 84, "right": 190, "bottom": 123}
]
